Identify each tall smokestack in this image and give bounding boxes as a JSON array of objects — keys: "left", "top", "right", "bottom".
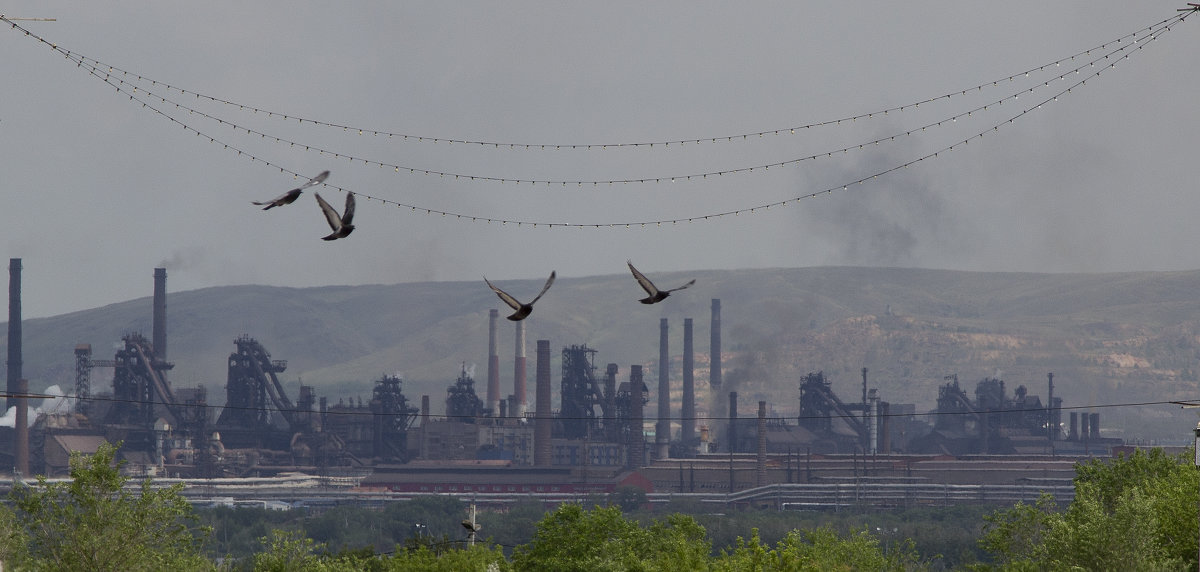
[
  {"left": 604, "top": 363, "right": 617, "bottom": 436},
  {"left": 1047, "top": 372, "right": 1055, "bottom": 442},
  {"left": 628, "top": 365, "right": 645, "bottom": 468},
  {"left": 487, "top": 309, "right": 500, "bottom": 415},
  {"left": 756, "top": 401, "right": 766, "bottom": 487},
  {"left": 861, "top": 367, "right": 869, "bottom": 406},
  {"left": 15, "top": 378, "right": 28, "bottom": 476},
  {"left": 7, "top": 258, "right": 22, "bottom": 411},
  {"left": 868, "top": 389, "right": 880, "bottom": 455},
  {"left": 682, "top": 318, "right": 695, "bottom": 447},
  {"left": 153, "top": 267, "right": 167, "bottom": 362},
  {"left": 418, "top": 394, "right": 430, "bottom": 459},
  {"left": 710, "top": 299, "right": 722, "bottom": 389},
  {"left": 728, "top": 391, "right": 738, "bottom": 453},
  {"left": 534, "top": 340, "right": 552, "bottom": 466},
  {"left": 514, "top": 320, "right": 527, "bottom": 418},
  {"left": 860, "top": 368, "right": 870, "bottom": 450},
  {"left": 656, "top": 318, "right": 670, "bottom": 460}
]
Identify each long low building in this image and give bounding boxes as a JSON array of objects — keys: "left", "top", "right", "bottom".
[{"left": 358, "top": 460, "right": 652, "bottom": 497}]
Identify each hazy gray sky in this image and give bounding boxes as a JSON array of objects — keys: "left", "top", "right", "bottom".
[{"left": 3, "top": 2, "right": 1198, "bottom": 318}]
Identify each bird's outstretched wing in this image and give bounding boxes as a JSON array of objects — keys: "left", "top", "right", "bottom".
[
  {"left": 340, "top": 192, "right": 356, "bottom": 225},
  {"left": 252, "top": 188, "right": 300, "bottom": 208},
  {"left": 484, "top": 277, "right": 523, "bottom": 311},
  {"left": 315, "top": 193, "right": 342, "bottom": 232},
  {"left": 627, "top": 261, "right": 660, "bottom": 297},
  {"left": 665, "top": 279, "right": 696, "bottom": 294},
  {"left": 528, "top": 271, "right": 557, "bottom": 305},
  {"left": 298, "top": 170, "right": 330, "bottom": 190}
]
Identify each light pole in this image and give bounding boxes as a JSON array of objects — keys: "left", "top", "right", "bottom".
[
  {"left": 875, "top": 526, "right": 898, "bottom": 556},
  {"left": 461, "top": 503, "right": 480, "bottom": 548},
  {"left": 1172, "top": 401, "right": 1200, "bottom": 570},
  {"left": 1194, "top": 422, "right": 1200, "bottom": 570}
]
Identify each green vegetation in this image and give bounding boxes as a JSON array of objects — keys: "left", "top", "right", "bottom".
[
  {"left": 979, "top": 447, "right": 1199, "bottom": 571},
  {"left": 0, "top": 441, "right": 212, "bottom": 571},
  {"left": 713, "top": 526, "right": 920, "bottom": 571},
  {"left": 4, "top": 442, "right": 1200, "bottom": 570},
  {"left": 511, "top": 504, "right": 710, "bottom": 571}
]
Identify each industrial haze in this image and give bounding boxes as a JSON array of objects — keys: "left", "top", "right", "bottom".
[
  {"left": 3, "top": 266, "right": 1200, "bottom": 442},
  {"left": 3, "top": 3, "right": 1200, "bottom": 322}
]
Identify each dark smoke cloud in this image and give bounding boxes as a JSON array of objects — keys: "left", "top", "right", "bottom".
[
  {"left": 157, "top": 247, "right": 208, "bottom": 272},
  {"left": 798, "top": 148, "right": 960, "bottom": 268}
]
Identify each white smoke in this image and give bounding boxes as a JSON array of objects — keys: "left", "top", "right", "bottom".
[{"left": 0, "top": 384, "right": 70, "bottom": 428}]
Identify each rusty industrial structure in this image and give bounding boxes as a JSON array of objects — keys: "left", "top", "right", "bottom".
[{"left": 0, "top": 264, "right": 1127, "bottom": 505}]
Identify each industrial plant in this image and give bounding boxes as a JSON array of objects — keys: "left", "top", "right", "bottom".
[{"left": 1, "top": 259, "right": 1123, "bottom": 508}]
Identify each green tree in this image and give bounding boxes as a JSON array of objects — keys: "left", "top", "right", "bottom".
[
  {"left": 510, "top": 503, "right": 710, "bottom": 572},
  {"left": 5, "top": 441, "right": 212, "bottom": 571},
  {"left": 253, "top": 529, "right": 329, "bottom": 572},
  {"left": 980, "top": 447, "right": 1198, "bottom": 570},
  {"left": 198, "top": 506, "right": 299, "bottom": 559},
  {"left": 976, "top": 494, "right": 1056, "bottom": 565},
  {"left": 608, "top": 485, "right": 648, "bottom": 512},
  {"left": 0, "top": 502, "right": 31, "bottom": 566},
  {"left": 379, "top": 495, "right": 468, "bottom": 547},
  {"left": 477, "top": 498, "right": 546, "bottom": 551},
  {"left": 713, "top": 525, "right": 922, "bottom": 571},
  {"left": 380, "top": 544, "right": 510, "bottom": 571},
  {"left": 252, "top": 528, "right": 509, "bottom": 572}
]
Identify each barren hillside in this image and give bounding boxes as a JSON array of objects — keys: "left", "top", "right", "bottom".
[{"left": 5, "top": 266, "right": 1199, "bottom": 441}]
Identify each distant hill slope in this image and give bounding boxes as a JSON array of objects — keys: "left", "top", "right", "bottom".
[{"left": 5, "top": 266, "right": 1200, "bottom": 440}]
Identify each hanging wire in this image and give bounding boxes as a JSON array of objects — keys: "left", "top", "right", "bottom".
[
  {"left": 4, "top": 12, "right": 1184, "bottom": 187},
  {"left": 6, "top": 13, "right": 1182, "bottom": 151},
  {"left": 2, "top": 11, "right": 1190, "bottom": 227},
  {"left": 61, "top": 36, "right": 1142, "bottom": 187}
]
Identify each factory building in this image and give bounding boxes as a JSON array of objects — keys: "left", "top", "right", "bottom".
[{"left": 0, "top": 263, "right": 1119, "bottom": 499}]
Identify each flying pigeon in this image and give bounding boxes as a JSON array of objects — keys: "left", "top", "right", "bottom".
[
  {"left": 315, "top": 191, "right": 356, "bottom": 240},
  {"left": 252, "top": 170, "right": 329, "bottom": 210},
  {"left": 627, "top": 260, "right": 695, "bottom": 304},
  {"left": 484, "top": 271, "right": 556, "bottom": 321}
]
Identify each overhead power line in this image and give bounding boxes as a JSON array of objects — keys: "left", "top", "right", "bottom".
[
  {"left": 7, "top": 13, "right": 1178, "bottom": 151},
  {"left": 2, "top": 11, "right": 1192, "bottom": 228},
  {"left": 60, "top": 41, "right": 1136, "bottom": 187}
]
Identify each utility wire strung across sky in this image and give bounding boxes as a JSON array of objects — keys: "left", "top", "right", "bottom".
[
  {"left": 4, "top": 12, "right": 1183, "bottom": 186},
  {"left": 7, "top": 14, "right": 1179, "bottom": 151},
  {"left": 1, "top": 11, "right": 1192, "bottom": 228},
  {"left": 47, "top": 41, "right": 1144, "bottom": 187}
]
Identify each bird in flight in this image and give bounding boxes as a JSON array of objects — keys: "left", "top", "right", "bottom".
[
  {"left": 315, "top": 191, "right": 355, "bottom": 240},
  {"left": 627, "top": 260, "right": 695, "bottom": 304},
  {"left": 252, "top": 170, "right": 329, "bottom": 210},
  {"left": 485, "top": 271, "right": 556, "bottom": 321}
]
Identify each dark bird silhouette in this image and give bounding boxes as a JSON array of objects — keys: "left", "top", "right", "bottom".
[
  {"left": 628, "top": 260, "right": 694, "bottom": 304},
  {"left": 315, "top": 191, "right": 355, "bottom": 240},
  {"left": 253, "top": 170, "right": 329, "bottom": 210},
  {"left": 484, "top": 271, "right": 556, "bottom": 321}
]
